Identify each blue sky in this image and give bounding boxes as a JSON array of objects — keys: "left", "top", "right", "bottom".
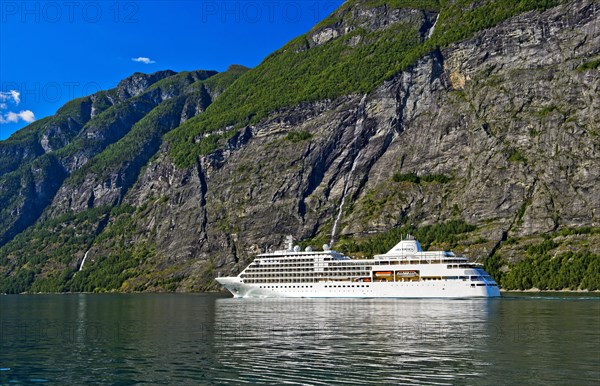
[{"left": 0, "top": 0, "right": 344, "bottom": 140}]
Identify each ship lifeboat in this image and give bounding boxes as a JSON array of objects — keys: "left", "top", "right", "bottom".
[{"left": 396, "top": 270, "right": 419, "bottom": 277}]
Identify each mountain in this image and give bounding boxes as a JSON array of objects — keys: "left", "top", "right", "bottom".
[{"left": 0, "top": 0, "right": 598, "bottom": 294}]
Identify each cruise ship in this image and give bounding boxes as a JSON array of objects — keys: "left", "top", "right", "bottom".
[{"left": 216, "top": 236, "right": 500, "bottom": 298}]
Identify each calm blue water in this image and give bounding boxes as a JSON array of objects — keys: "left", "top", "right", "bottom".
[{"left": 1, "top": 293, "right": 598, "bottom": 385}]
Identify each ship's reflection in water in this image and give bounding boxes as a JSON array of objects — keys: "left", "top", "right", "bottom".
[
  {"left": 213, "top": 298, "right": 492, "bottom": 384},
  {"left": 213, "top": 296, "right": 599, "bottom": 385}
]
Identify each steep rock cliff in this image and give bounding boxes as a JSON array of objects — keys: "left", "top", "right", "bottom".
[{"left": 0, "top": 0, "right": 598, "bottom": 293}]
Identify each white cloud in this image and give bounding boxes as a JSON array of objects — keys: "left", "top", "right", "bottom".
[
  {"left": 10, "top": 90, "right": 20, "bottom": 105},
  {"left": 0, "top": 110, "right": 36, "bottom": 124},
  {"left": 0, "top": 90, "right": 20, "bottom": 105},
  {"left": 132, "top": 57, "right": 156, "bottom": 64},
  {"left": 0, "top": 89, "right": 35, "bottom": 125}
]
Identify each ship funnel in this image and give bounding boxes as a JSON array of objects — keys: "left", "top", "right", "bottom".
[{"left": 385, "top": 236, "right": 423, "bottom": 255}]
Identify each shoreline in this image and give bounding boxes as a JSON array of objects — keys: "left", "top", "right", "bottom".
[
  {"left": 501, "top": 288, "right": 599, "bottom": 293},
  {"left": 4, "top": 289, "right": 599, "bottom": 295}
]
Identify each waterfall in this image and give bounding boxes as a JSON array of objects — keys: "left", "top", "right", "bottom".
[
  {"left": 330, "top": 94, "right": 368, "bottom": 246},
  {"left": 330, "top": 152, "right": 362, "bottom": 245},
  {"left": 79, "top": 250, "right": 90, "bottom": 272},
  {"left": 427, "top": 14, "right": 440, "bottom": 39}
]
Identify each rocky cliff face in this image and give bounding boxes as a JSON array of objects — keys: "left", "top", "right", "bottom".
[{"left": 0, "top": 0, "right": 598, "bottom": 293}]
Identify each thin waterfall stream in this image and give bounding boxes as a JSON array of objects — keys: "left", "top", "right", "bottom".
[
  {"left": 78, "top": 250, "right": 90, "bottom": 272},
  {"left": 330, "top": 94, "right": 368, "bottom": 246}
]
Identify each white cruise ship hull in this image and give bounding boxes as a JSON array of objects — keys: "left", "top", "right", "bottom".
[
  {"left": 216, "top": 277, "right": 501, "bottom": 299},
  {"left": 217, "top": 236, "right": 502, "bottom": 299}
]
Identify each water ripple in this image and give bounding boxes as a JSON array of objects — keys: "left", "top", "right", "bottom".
[
  {"left": 209, "top": 298, "right": 495, "bottom": 385},
  {"left": 1, "top": 294, "right": 598, "bottom": 385}
]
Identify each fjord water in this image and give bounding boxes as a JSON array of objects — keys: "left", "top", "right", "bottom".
[{"left": 1, "top": 294, "right": 598, "bottom": 385}]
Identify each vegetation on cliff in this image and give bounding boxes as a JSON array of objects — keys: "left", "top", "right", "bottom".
[
  {"left": 166, "top": 0, "right": 563, "bottom": 167},
  {"left": 487, "top": 229, "right": 600, "bottom": 291}
]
